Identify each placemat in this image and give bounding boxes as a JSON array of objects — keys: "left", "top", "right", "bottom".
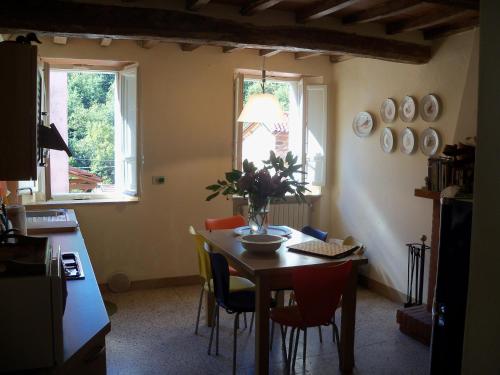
[{"left": 288, "top": 240, "right": 358, "bottom": 259}]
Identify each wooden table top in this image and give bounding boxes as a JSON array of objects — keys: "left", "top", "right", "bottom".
[{"left": 197, "top": 228, "right": 368, "bottom": 276}]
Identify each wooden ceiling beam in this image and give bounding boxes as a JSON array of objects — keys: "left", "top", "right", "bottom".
[
  {"left": 330, "top": 54, "right": 353, "bottom": 63},
  {"left": 425, "top": 0, "right": 479, "bottom": 10},
  {"left": 52, "top": 36, "right": 67, "bottom": 45},
  {"left": 241, "top": 0, "right": 283, "bottom": 16},
  {"left": 100, "top": 37, "right": 112, "bottom": 47},
  {"left": 186, "top": 0, "right": 211, "bottom": 11},
  {"left": 0, "top": 1, "right": 432, "bottom": 64},
  {"left": 259, "top": 49, "right": 280, "bottom": 57},
  {"left": 343, "top": 0, "right": 422, "bottom": 24},
  {"left": 295, "top": 51, "right": 322, "bottom": 60},
  {"left": 297, "top": 0, "right": 362, "bottom": 23},
  {"left": 222, "top": 46, "right": 240, "bottom": 53},
  {"left": 179, "top": 43, "right": 200, "bottom": 51},
  {"left": 423, "top": 16, "right": 479, "bottom": 39},
  {"left": 137, "top": 40, "right": 160, "bottom": 49},
  {"left": 386, "top": 8, "right": 474, "bottom": 34}
]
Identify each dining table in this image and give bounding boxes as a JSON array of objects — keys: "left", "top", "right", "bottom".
[{"left": 197, "top": 227, "right": 368, "bottom": 374}]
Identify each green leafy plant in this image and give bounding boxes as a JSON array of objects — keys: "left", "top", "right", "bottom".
[{"left": 206, "top": 151, "right": 309, "bottom": 207}]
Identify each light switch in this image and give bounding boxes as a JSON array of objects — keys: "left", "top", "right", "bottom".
[{"left": 152, "top": 176, "right": 166, "bottom": 185}]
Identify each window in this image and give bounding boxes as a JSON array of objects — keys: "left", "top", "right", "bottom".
[
  {"left": 38, "top": 60, "right": 139, "bottom": 202},
  {"left": 234, "top": 73, "right": 327, "bottom": 191}
]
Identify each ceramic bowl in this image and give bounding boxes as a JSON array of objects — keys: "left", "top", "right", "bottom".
[{"left": 240, "top": 234, "right": 286, "bottom": 253}]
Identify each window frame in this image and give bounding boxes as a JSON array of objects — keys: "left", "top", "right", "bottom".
[{"left": 30, "top": 60, "right": 142, "bottom": 204}]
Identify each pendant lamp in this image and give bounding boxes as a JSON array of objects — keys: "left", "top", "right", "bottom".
[{"left": 237, "top": 59, "right": 284, "bottom": 124}]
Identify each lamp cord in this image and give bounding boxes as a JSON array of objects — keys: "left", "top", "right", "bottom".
[{"left": 261, "top": 57, "right": 266, "bottom": 94}]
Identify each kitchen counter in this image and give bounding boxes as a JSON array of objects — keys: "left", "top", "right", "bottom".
[{"left": 33, "top": 209, "right": 111, "bottom": 374}]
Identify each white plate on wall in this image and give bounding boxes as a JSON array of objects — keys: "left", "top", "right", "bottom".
[
  {"left": 399, "top": 96, "right": 417, "bottom": 122},
  {"left": 380, "top": 127, "right": 395, "bottom": 153},
  {"left": 400, "top": 127, "right": 417, "bottom": 154},
  {"left": 352, "top": 112, "right": 374, "bottom": 137},
  {"left": 420, "top": 94, "right": 441, "bottom": 122},
  {"left": 380, "top": 98, "right": 397, "bottom": 123},
  {"left": 420, "top": 127, "right": 440, "bottom": 156}
]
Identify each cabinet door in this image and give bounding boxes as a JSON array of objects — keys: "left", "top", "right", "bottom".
[{"left": 0, "top": 43, "right": 38, "bottom": 180}]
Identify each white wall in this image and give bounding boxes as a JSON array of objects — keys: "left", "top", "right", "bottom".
[
  {"left": 329, "top": 29, "right": 479, "bottom": 298},
  {"left": 37, "top": 38, "right": 333, "bottom": 283}
]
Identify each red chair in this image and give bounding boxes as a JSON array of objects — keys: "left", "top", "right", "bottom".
[
  {"left": 204, "top": 215, "right": 246, "bottom": 276},
  {"left": 204, "top": 215, "right": 246, "bottom": 231},
  {"left": 270, "top": 261, "right": 353, "bottom": 373}
]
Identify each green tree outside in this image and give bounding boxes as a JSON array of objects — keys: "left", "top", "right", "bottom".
[{"left": 67, "top": 72, "right": 115, "bottom": 186}]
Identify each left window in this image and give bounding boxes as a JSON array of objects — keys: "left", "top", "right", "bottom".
[{"left": 33, "top": 61, "right": 139, "bottom": 202}]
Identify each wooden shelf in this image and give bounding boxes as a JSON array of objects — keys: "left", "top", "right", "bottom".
[{"left": 414, "top": 188, "right": 441, "bottom": 200}]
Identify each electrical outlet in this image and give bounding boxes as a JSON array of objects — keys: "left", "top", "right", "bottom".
[{"left": 152, "top": 176, "right": 166, "bottom": 185}]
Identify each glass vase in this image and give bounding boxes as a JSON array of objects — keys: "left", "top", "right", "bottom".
[{"left": 247, "top": 196, "right": 270, "bottom": 234}]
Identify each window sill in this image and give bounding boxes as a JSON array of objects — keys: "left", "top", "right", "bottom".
[{"left": 23, "top": 195, "right": 140, "bottom": 208}]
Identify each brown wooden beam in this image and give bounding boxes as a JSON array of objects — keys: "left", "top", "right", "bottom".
[
  {"left": 343, "top": 0, "right": 422, "bottom": 24},
  {"left": 423, "top": 16, "right": 479, "bottom": 39},
  {"left": 295, "top": 51, "right": 322, "bottom": 60},
  {"left": 222, "top": 46, "right": 240, "bottom": 53},
  {"left": 425, "top": 0, "right": 479, "bottom": 10},
  {"left": 386, "top": 8, "right": 474, "bottom": 34},
  {"left": 259, "top": 49, "right": 280, "bottom": 57},
  {"left": 100, "top": 37, "right": 112, "bottom": 47},
  {"left": 137, "top": 40, "right": 160, "bottom": 49},
  {"left": 0, "top": 1, "right": 432, "bottom": 64},
  {"left": 297, "top": 0, "right": 361, "bottom": 23},
  {"left": 186, "top": 0, "right": 211, "bottom": 11},
  {"left": 330, "top": 54, "right": 353, "bottom": 63},
  {"left": 179, "top": 43, "right": 200, "bottom": 51},
  {"left": 241, "top": 0, "right": 283, "bottom": 16}
]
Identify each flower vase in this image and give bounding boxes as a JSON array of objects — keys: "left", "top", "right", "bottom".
[{"left": 247, "top": 196, "right": 270, "bottom": 234}]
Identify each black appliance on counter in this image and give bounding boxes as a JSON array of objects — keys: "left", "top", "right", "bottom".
[{"left": 430, "top": 198, "right": 473, "bottom": 374}]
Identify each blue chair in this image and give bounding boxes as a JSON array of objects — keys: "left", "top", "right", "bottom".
[
  {"left": 301, "top": 225, "right": 328, "bottom": 242},
  {"left": 208, "top": 252, "right": 264, "bottom": 375}
]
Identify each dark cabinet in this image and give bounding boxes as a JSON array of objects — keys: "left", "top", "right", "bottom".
[{"left": 0, "top": 42, "right": 38, "bottom": 180}]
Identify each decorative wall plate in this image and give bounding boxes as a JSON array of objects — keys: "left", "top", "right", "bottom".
[
  {"left": 399, "top": 96, "right": 417, "bottom": 122},
  {"left": 400, "top": 127, "right": 417, "bottom": 154},
  {"left": 352, "top": 112, "right": 374, "bottom": 137},
  {"left": 380, "top": 98, "right": 397, "bottom": 123},
  {"left": 420, "top": 127, "right": 440, "bottom": 156},
  {"left": 380, "top": 127, "right": 395, "bottom": 153},
  {"left": 420, "top": 94, "right": 441, "bottom": 122}
]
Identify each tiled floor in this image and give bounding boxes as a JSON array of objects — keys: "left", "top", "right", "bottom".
[{"left": 103, "top": 285, "right": 429, "bottom": 375}]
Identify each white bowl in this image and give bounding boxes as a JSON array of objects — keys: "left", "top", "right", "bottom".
[{"left": 240, "top": 234, "right": 286, "bottom": 253}]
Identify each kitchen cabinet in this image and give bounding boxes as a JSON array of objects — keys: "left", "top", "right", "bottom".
[{"left": 0, "top": 42, "right": 38, "bottom": 180}]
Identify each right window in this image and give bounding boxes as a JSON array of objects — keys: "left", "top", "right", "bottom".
[{"left": 234, "top": 74, "right": 327, "bottom": 191}]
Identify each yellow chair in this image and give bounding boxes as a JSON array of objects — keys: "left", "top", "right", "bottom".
[{"left": 189, "top": 226, "right": 254, "bottom": 334}]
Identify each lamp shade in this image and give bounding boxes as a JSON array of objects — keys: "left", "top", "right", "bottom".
[{"left": 237, "top": 93, "right": 284, "bottom": 124}]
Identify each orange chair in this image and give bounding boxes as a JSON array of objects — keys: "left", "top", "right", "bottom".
[
  {"left": 204, "top": 215, "right": 246, "bottom": 231},
  {"left": 204, "top": 215, "right": 246, "bottom": 276}
]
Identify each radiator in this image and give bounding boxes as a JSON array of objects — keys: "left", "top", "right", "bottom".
[{"left": 233, "top": 197, "right": 313, "bottom": 230}]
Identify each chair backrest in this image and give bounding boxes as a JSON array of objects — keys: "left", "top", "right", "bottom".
[
  {"left": 205, "top": 215, "right": 246, "bottom": 231},
  {"left": 208, "top": 252, "right": 230, "bottom": 306},
  {"left": 189, "top": 226, "right": 211, "bottom": 282},
  {"left": 292, "top": 261, "right": 353, "bottom": 327},
  {"left": 301, "top": 225, "right": 328, "bottom": 242}
]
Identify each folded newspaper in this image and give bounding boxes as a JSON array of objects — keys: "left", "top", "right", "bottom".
[{"left": 287, "top": 240, "right": 358, "bottom": 259}]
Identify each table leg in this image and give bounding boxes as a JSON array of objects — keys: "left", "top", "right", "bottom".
[
  {"left": 255, "top": 275, "right": 271, "bottom": 375},
  {"left": 206, "top": 291, "right": 214, "bottom": 327},
  {"left": 340, "top": 265, "right": 358, "bottom": 373}
]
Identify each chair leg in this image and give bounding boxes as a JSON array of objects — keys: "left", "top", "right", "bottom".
[
  {"left": 194, "top": 286, "right": 204, "bottom": 335},
  {"left": 270, "top": 321, "right": 275, "bottom": 351},
  {"left": 333, "top": 323, "right": 341, "bottom": 359},
  {"left": 233, "top": 313, "right": 239, "bottom": 375},
  {"left": 292, "top": 328, "right": 300, "bottom": 370},
  {"left": 249, "top": 312, "right": 255, "bottom": 334},
  {"left": 286, "top": 328, "right": 296, "bottom": 374},
  {"left": 216, "top": 306, "right": 220, "bottom": 356},
  {"left": 303, "top": 328, "right": 307, "bottom": 366},
  {"left": 279, "top": 324, "right": 288, "bottom": 360},
  {"left": 318, "top": 326, "right": 323, "bottom": 343},
  {"left": 208, "top": 304, "right": 218, "bottom": 355},
  {"left": 244, "top": 312, "right": 248, "bottom": 329}
]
